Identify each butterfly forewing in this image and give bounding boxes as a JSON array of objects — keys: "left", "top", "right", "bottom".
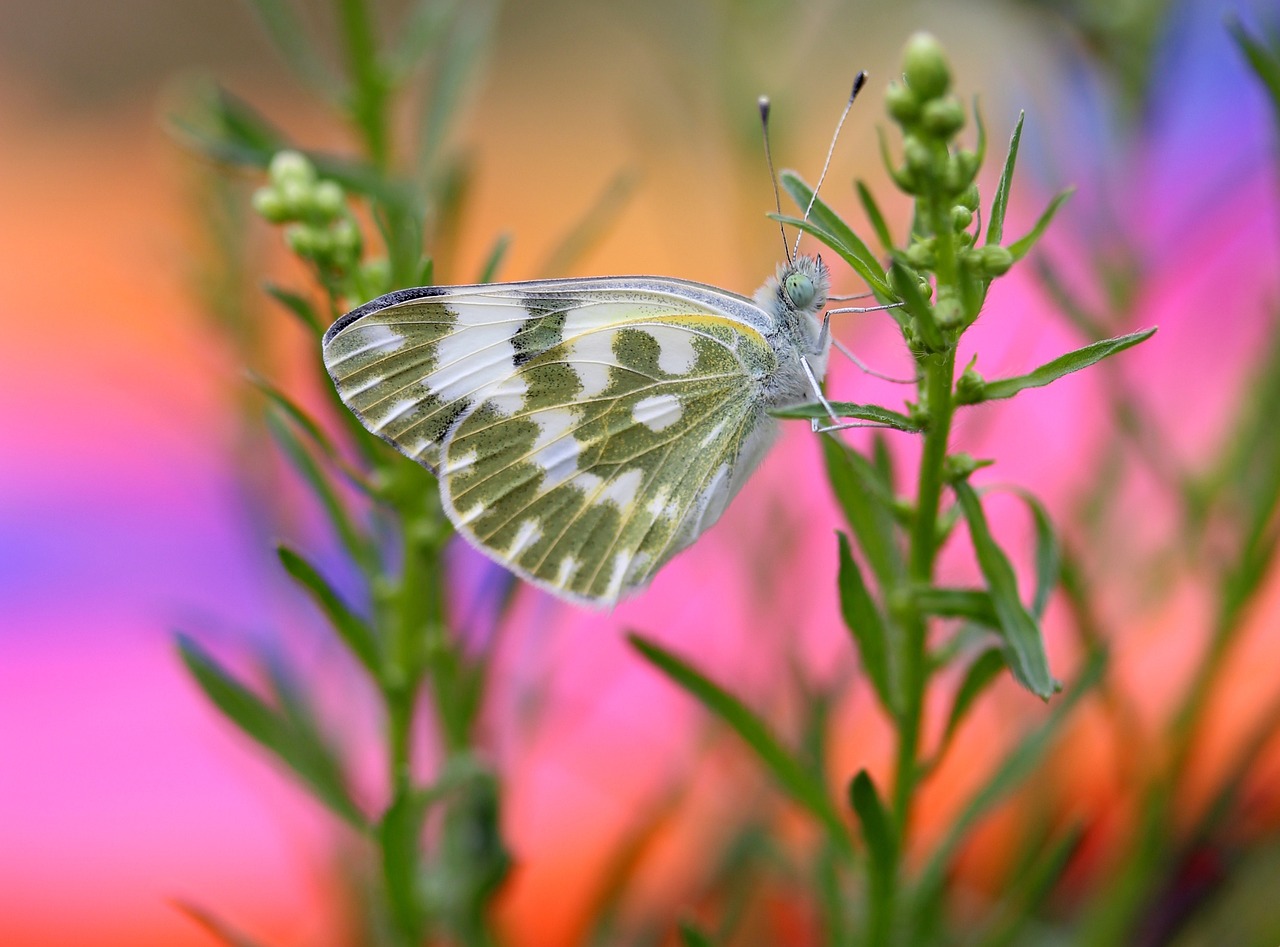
[{"left": 323, "top": 279, "right": 781, "bottom": 605}]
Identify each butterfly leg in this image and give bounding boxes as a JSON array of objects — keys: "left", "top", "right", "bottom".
[
  {"left": 800, "top": 355, "right": 842, "bottom": 433},
  {"left": 831, "top": 337, "right": 919, "bottom": 384}
]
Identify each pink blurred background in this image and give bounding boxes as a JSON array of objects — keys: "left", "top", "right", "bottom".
[{"left": 2, "top": 0, "right": 1279, "bottom": 944}]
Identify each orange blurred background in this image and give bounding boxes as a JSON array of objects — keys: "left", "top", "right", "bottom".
[{"left": 3, "top": 0, "right": 1280, "bottom": 945}]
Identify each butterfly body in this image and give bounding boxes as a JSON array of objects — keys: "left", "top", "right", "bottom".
[{"left": 322, "top": 254, "right": 831, "bottom": 606}]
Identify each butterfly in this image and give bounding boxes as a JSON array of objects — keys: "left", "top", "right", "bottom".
[{"left": 322, "top": 77, "right": 872, "bottom": 607}]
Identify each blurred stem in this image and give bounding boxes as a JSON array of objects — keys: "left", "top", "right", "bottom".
[{"left": 338, "top": 0, "right": 390, "bottom": 169}]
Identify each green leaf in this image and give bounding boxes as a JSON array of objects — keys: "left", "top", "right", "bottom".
[
  {"left": 849, "top": 769, "right": 897, "bottom": 876},
  {"left": 247, "top": 372, "right": 333, "bottom": 458},
  {"left": 1004, "top": 488, "right": 1060, "bottom": 619},
  {"left": 770, "top": 401, "right": 921, "bottom": 432},
  {"left": 679, "top": 923, "right": 715, "bottom": 947},
  {"left": 475, "top": 232, "right": 511, "bottom": 283},
  {"left": 243, "top": 0, "right": 340, "bottom": 97},
  {"left": 912, "top": 650, "right": 1103, "bottom": 917},
  {"left": 972, "top": 823, "right": 1084, "bottom": 947},
  {"left": 837, "top": 533, "right": 896, "bottom": 714},
  {"left": 959, "top": 328, "right": 1157, "bottom": 404},
  {"left": 265, "top": 408, "right": 372, "bottom": 569},
  {"left": 1007, "top": 189, "right": 1073, "bottom": 261},
  {"left": 170, "top": 899, "right": 271, "bottom": 947},
  {"left": 277, "top": 545, "right": 382, "bottom": 677},
  {"left": 628, "top": 634, "right": 849, "bottom": 848},
  {"left": 536, "top": 170, "right": 638, "bottom": 278},
  {"left": 872, "top": 432, "right": 896, "bottom": 491},
  {"left": 175, "top": 636, "right": 366, "bottom": 828},
  {"left": 954, "top": 481, "right": 1055, "bottom": 698},
  {"left": 849, "top": 770, "right": 897, "bottom": 947},
  {"left": 1228, "top": 16, "right": 1280, "bottom": 124},
  {"left": 912, "top": 587, "right": 998, "bottom": 626},
  {"left": 889, "top": 260, "right": 944, "bottom": 351},
  {"left": 387, "top": 0, "right": 459, "bottom": 80},
  {"left": 856, "top": 180, "right": 894, "bottom": 254},
  {"left": 986, "top": 112, "right": 1024, "bottom": 247},
  {"left": 938, "top": 647, "right": 1006, "bottom": 756},
  {"left": 823, "top": 438, "right": 905, "bottom": 589},
  {"left": 417, "top": 0, "right": 497, "bottom": 181},
  {"left": 777, "top": 170, "right": 891, "bottom": 295},
  {"left": 263, "top": 283, "right": 323, "bottom": 334}
]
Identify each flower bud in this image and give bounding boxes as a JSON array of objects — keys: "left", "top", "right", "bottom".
[
  {"left": 980, "top": 245, "right": 1014, "bottom": 276},
  {"left": 922, "top": 97, "right": 965, "bottom": 138},
  {"left": 956, "top": 184, "right": 980, "bottom": 211},
  {"left": 312, "top": 180, "right": 346, "bottom": 218},
  {"left": 902, "top": 33, "right": 950, "bottom": 100},
  {"left": 933, "top": 293, "right": 963, "bottom": 328},
  {"left": 886, "top": 81, "right": 921, "bottom": 125},
  {"left": 284, "top": 223, "right": 313, "bottom": 256},
  {"left": 269, "top": 150, "right": 315, "bottom": 187},
  {"left": 951, "top": 205, "right": 973, "bottom": 231},
  {"left": 943, "top": 150, "right": 979, "bottom": 193},
  {"left": 903, "top": 135, "right": 934, "bottom": 177},
  {"left": 332, "top": 218, "right": 362, "bottom": 255},
  {"left": 251, "top": 187, "right": 288, "bottom": 223},
  {"left": 279, "top": 178, "right": 310, "bottom": 216},
  {"left": 905, "top": 240, "right": 935, "bottom": 269}
]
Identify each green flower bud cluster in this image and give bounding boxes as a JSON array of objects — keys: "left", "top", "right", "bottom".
[
  {"left": 253, "top": 150, "right": 363, "bottom": 278},
  {"left": 885, "top": 34, "right": 974, "bottom": 199}
]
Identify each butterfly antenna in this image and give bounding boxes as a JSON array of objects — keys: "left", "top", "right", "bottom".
[
  {"left": 793, "top": 70, "right": 867, "bottom": 259},
  {"left": 758, "top": 96, "right": 792, "bottom": 265}
]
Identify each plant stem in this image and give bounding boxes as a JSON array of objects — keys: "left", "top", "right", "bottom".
[{"left": 894, "top": 347, "right": 957, "bottom": 830}]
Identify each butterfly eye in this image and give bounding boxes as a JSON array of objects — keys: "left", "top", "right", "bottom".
[{"left": 784, "top": 272, "right": 816, "bottom": 309}]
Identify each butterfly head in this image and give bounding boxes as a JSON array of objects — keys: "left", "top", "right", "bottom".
[{"left": 757, "top": 253, "right": 830, "bottom": 346}]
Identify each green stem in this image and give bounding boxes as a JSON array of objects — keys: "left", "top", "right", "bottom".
[
  {"left": 337, "top": 0, "right": 389, "bottom": 169},
  {"left": 893, "top": 347, "right": 957, "bottom": 831}
]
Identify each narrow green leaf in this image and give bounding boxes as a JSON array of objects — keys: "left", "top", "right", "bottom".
[
  {"left": 771, "top": 214, "right": 895, "bottom": 302},
  {"left": 939, "top": 647, "right": 1006, "bottom": 754},
  {"left": 1228, "top": 16, "right": 1280, "bottom": 122},
  {"left": 417, "top": 0, "right": 497, "bottom": 180},
  {"left": 1005, "top": 488, "right": 1060, "bottom": 619},
  {"left": 265, "top": 409, "right": 371, "bottom": 569},
  {"left": 849, "top": 769, "right": 897, "bottom": 875},
  {"left": 837, "top": 534, "right": 896, "bottom": 714},
  {"left": 170, "top": 899, "right": 271, "bottom": 947},
  {"left": 175, "top": 636, "right": 365, "bottom": 828},
  {"left": 856, "top": 180, "right": 893, "bottom": 254},
  {"left": 243, "top": 0, "right": 340, "bottom": 97},
  {"left": 960, "top": 328, "right": 1157, "bottom": 404},
  {"left": 913, "top": 587, "right": 998, "bottom": 626},
  {"left": 779, "top": 171, "right": 885, "bottom": 278},
  {"left": 973, "top": 823, "right": 1084, "bottom": 947},
  {"left": 823, "top": 438, "right": 905, "bottom": 589},
  {"left": 387, "top": 0, "right": 459, "bottom": 80},
  {"left": 628, "top": 634, "right": 848, "bottom": 847},
  {"left": 913, "top": 651, "right": 1103, "bottom": 913},
  {"left": 247, "top": 372, "right": 332, "bottom": 456},
  {"left": 954, "top": 480, "right": 1055, "bottom": 698},
  {"left": 536, "top": 169, "right": 638, "bottom": 278},
  {"left": 168, "top": 86, "right": 287, "bottom": 170},
  {"left": 850, "top": 770, "right": 897, "bottom": 947},
  {"left": 679, "top": 923, "right": 715, "bottom": 947},
  {"left": 1007, "top": 189, "right": 1073, "bottom": 261},
  {"left": 771, "top": 401, "right": 921, "bottom": 432},
  {"left": 986, "top": 112, "right": 1024, "bottom": 247},
  {"left": 872, "top": 432, "right": 896, "bottom": 491},
  {"left": 889, "top": 260, "right": 944, "bottom": 351},
  {"left": 262, "top": 284, "right": 323, "bottom": 334},
  {"left": 476, "top": 232, "right": 511, "bottom": 283},
  {"left": 277, "top": 546, "right": 381, "bottom": 676}
]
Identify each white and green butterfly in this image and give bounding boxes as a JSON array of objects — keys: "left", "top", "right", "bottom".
[{"left": 322, "top": 79, "right": 876, "bottom": 607}]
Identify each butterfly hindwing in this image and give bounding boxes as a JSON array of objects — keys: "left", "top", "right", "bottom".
[{"left": 323, "top": 278, "right": 782, "bottom": 604}]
